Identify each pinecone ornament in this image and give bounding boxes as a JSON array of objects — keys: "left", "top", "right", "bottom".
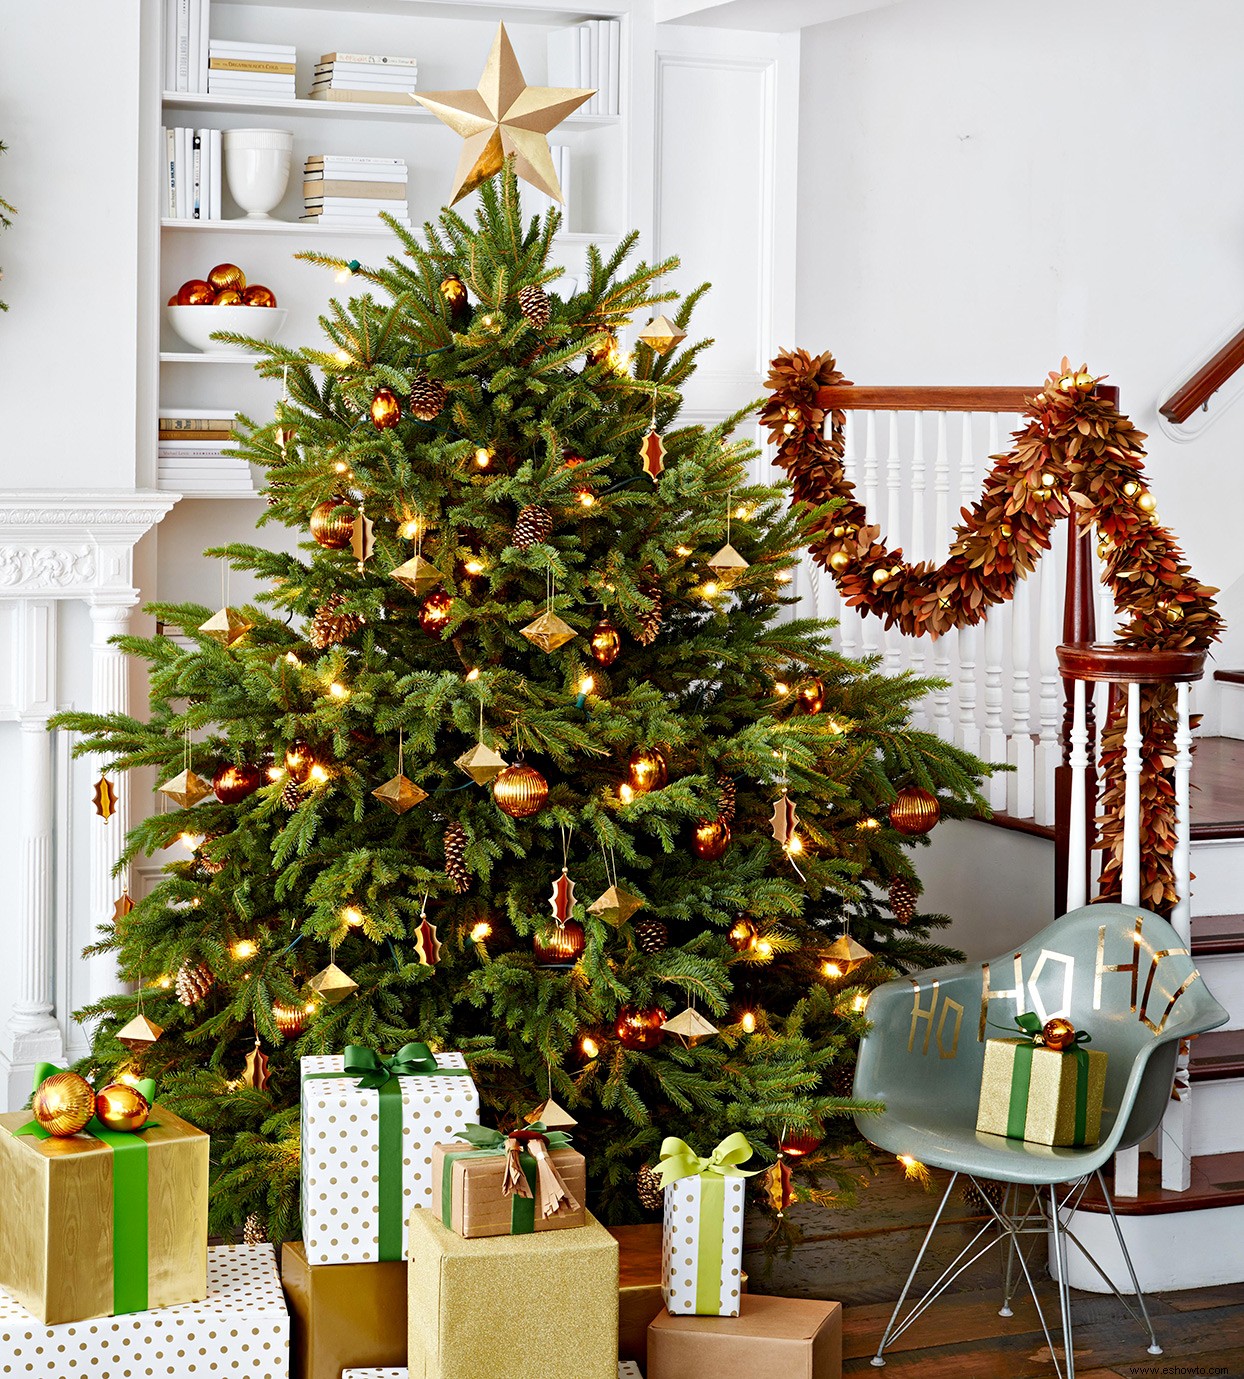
[
  {"left": 308, "top": 594, "right": 363, "bottom": 651},
  {"left": 175, "top": 960, "right": 214, "bottom": 1008},
  {"left": 444, "top": 822, "right": 470, "bottom": 894},
  {"left": 518, "top": 283, "right": 551, "bottom": 329},
  {"left": 716, "top": 775, "right": 737, "bottom": 823},
  {"left": 242, "top": 1213, "right": 266, "bottom": 1245},
  {"left": 636, "top": 584, "right": 663, "bottom": 646},
  {"left": 512, "top": 504, "right": 554, "bottom": 550},
  {"left": 409, "top": 374, "right": 447, "bottom": 422},
  {"left": 889, "top": 876, "right": 919, "bottom": 925},
  {"left": 636, "top": 1163, "right": 664, "bottom": 1211},
  {"left": 281, "top": 779, "right": 302, "bottom": 811},
  {"left": 634, "top": 918, "right": 669, "bottom": 954}
]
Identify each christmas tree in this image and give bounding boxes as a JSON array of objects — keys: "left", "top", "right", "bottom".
[{"left": 55, "top": 166, "right": 991, "bottom": 1242}]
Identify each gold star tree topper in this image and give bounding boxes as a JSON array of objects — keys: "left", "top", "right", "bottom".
[{"left": 415, "top": 24, "right": 594, "bottom": 205}]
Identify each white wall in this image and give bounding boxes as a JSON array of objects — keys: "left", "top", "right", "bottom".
[
  {"left": 795, "top": 0, "right": 1244, "bottom": 673},
  {"left": 0, "top": 0, "right": 144, "bottom": 490}
]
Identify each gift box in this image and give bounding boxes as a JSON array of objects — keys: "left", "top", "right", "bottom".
[
  {"left": 0, "top": 1079, "right": 209, "bottom": 1325},
  {"left": 657, "top": 1133, "right": 756, "bottom": 1317},
  {"left": 431, "top": 1124, "right": 586, "bottom": 1238},
  {"left": 301, "top": 1043, "right": 478, "bottom": 1264},
  {"left": 976, "top": 1020, "right": 1107, "bottom": 1147},
  {"left": 282, "top": 1240, "right": 406, "bottom": 1379},
  {"left": 345, "top": 1369, "right": 641, "bottom": 1379},
  {"left": 0, "top": 1243, "right": 288, "bottom": 1377},
  {"left": 407, "top": 1205, "right": 618, "bottom": 1379},
  {"left": 647, "top": 1295, "right": 842, "bottom": 1379}
]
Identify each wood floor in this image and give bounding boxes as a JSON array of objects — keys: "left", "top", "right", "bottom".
[{"left": 741, "top": 1156, "right": 1244, "bottom": 1378}]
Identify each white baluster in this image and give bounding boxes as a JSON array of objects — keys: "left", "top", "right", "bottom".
[
  {"left": 836, "top": 413, "right": 860, "bottom": 661},
  {"left": 1007, "top": 573, "right": 1034, "bottom": 818},
  {"left": 883, "top": 412, "right": 903, "bottom": 678},
  {"left": 957, "top": 624, "right": 980, "bottom": 756},
  {"left": 982, "top": 606, "right": 1008, "bottom": 808},
  {"left": 930, "top": 413, "right": 952, "bottom": 738},
  {"left": 1033, "top": 542, "right": 1061, "bottom": 827},
  {"left": 905, "top": 415, "right": 929, "bottom": 726},
  {"left": 860, "top": 413, "right": 880, "bottom": 658},
  {"left": 1120, "top": 681, "right": 1143, "bottom": 907},
  {"left": 1066, "top": 679, "right": 1089, "bottom": 911}
]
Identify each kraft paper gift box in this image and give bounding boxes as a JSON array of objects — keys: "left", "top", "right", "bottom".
[
  {"left": 0, "top": 1078, "right": 209, "bottom": 1325},
  {"left": 345, "top": 1369, "right": 641, "bottom": 1379},
  {"left": 406, "top": 1205, "right": 619, "bottom": 1379},
  {"left": 301, "top": 1043, "right": 478, "bottom": 1265},
  {"left": 647, "top": 1295, "right": 843, "bottom": 1379},
  {"left": 431, "top": 1124, "right": 587, "bottom": 1238},
  {"left": 0, "top": 1244, "right": 288, "bottom": 1378},
  {"left": 657, "top": 1133, "right": 757, "bottom": 1317},
  {"left": 975, "top": 1023, "right": 1108, "bottom": 1147},
  {"left": 282, "top": 1240, "right": 406, "bottom": 1379}
]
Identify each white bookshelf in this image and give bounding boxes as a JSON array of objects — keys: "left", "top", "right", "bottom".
[{"left": 162, "top": 90, "right": 621, "bottom": 125}]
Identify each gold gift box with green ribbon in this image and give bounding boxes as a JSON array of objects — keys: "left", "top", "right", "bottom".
[
  {"left": 975, "top": 1015, "right": 1108, "bottom": 1147},
  {"left": 0, "top": 1064, "right": 208, "bottom": 1325}
]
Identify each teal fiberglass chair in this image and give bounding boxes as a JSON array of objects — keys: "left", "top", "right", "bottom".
[{"left": 853, "top": 902, "right": 1228, "bottom": 1379}]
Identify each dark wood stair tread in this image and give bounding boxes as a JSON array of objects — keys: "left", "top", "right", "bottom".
[
  {"left": 1079, "top": 1151, "right": 1244, "bottom": 1215},
  {"left": 1189, "top": 1028, "right": 1244, "bottom": 1082},
  {"left": 1192, "top": 914, "right": 1244, "bottom": 957},
  {"left": 1213, "top": 669, "right": 1244, "bottom": 686}
]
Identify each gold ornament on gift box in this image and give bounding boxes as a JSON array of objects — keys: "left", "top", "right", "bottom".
[
  {"left": 889, "top": 786, "right": 941, "bottom": 836},
  {"left": 1041, "top": 1017, "right": 1077, "bottom": 1052},
  {"left": 93, "top": 774, "right": 117, "bottom": 823},
  {"left": 310, "top": 499, "right": 355, "bottom": 550},
  {"left": 372, "top": 729, "right": 428, "bottom": 814},
  {"left": 306, "top": 961, "right": 358, "bottom": 1005},
  {"left": 637, "top": 315, "right": 687, "bottom": 356},
  {"left": 493, "top": 758, "right": 548, "bottom": 818},
  {"left": 116, "top": 1013, "right": 164, "bottom": 1051},
  {"left": 32, "top": 1072, "right": 96, "bottom": 1138},
  {"left": 95, "top": 1081, "right": 151, "bottom": 1133},
  {"left": 414, "top": 22, "right": 593, "bottom": 204}
]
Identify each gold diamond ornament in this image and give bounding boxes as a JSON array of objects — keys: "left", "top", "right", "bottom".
[
  {"left": 306, "top": 963, "right": 359, "bottom": 1005},
  {"left": 455, "top": 742, "right": 509, "bottom": 785},
  {"left": 372, "top": 774, "right": 428, "bottom": 814},
  {"left": 587, "top": 885, "right": 643, "bottom": 926},
  {"left": 662, "top": 1007, "right": 719, "bottom": 1047},
  {"left": 707, "top": 543, "right": 749, "bottom": 586},
  {"left": 158, "top": 768, "right": 214, "bottom": 808},
  {"left": 637, "top": 315, "right": 687, "bottom": 355},
  {"left": 199, "top": 607, "right": 253, "bottom": 646},
  {"left": 824, "top": 934, "right": 872, "bottom": 975},
  {"left": 526, "top": 1096, "right": 578, "bottom": 1130},
  {"left": 116, "top": 1014, "right": 164, "bottom": 1051},
  {"left": 390, "top": 555, "right": 444, "bottom": 595},
  {"left": 520, "top": 611, "right": 577, "bottom": 652}
]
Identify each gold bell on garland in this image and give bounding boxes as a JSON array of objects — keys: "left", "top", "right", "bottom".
[
  {"left": 116, "top": 1012, "right": 164, "bottom": 1051},
  {"left": 637, "top": 315, "right": 686, "bottom": 355},
  {"left": 306, "top": 962, "right": 358, "bottom": 1006},
  {"left": 199, "top": 607, "right": 253, "bottom": 646}
]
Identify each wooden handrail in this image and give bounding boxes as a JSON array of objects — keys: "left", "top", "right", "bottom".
[
  {"left": 816, "top": 384, "right": 1037, "bottom": 412},
  {"left": 1160, "top": 326, "right": 1244, "bottom": 424},
  {"left": 1057, "top": 643, "right": 1207, "bottom": 685}
]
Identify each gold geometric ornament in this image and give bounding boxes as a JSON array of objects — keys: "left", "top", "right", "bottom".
[
  {"left": 306, "top": 962, "right": 358, "bottom": 1005},
  {"left": 637, "top": 315, "right": 686, "bottom": 356},
  {"left": 455, "top": 741, "right": 508, "bottom": 785},
  {"left": 662, "top": 1006, "right": 718, "bottom": 1047},
  {"left": 587, "top": 884, "right": 643, "bottom": 926},
  {"left": 158, "top": 768, "right": 214, "bottom": 809},
  {"left": 521, "top": 610, "right": 577, "bottom": 652},
  {"left": 707, "top": 543, "right": 749, "bottom": 587},
  {"left": 390, "top": 554, "right": 444, "bottom": 596},
  {"left": 116, "top": 1013, "right": 164, "bottom": 1051},
  {"left": 199, "top": 607, "right": 253, "bottom": 646}
]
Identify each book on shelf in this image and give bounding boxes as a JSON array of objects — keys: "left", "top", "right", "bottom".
[
  {"left": 163, "top": 127, "right": 222, "bottom": 221},
  {"left": 312, "top": 60, "right": 417, "bottom": 82},
  {"left": 303, "top": 179, "right": 408, "bottom": 198},
  {"left": 547, "top": 19, "right": 620, "bottom": 116},
  {"left": 210, "top": 57, "right": 297, "bottom": 74},
  {"left": 304, "top": 197, "right": 409, "bottom": 212},
  {"left": 320, "top": 51, "right": 417, "bottom": 67},
  {"left": 305, "top": 154, "right": 405, "bottom": 168},
  {"left": 207, "top": 78, "right": 297, "bottom": 95},
  {"left": 159, "top": 430, "right": 234, "bottom": 441},
  {"left": 209, "top": 38, "right": 296, "bottom": 57},
  {"left": 305, "top": 167, "right": 407, "bottom": 182},
  {"left": 300, "top": 213, "right": 412, "bottom": 228},
  {"left": 165, "top": 0, "right": 210, "bottom": 93},
  {"left": 207, "top": 40, "right": 297, "bottom": 96},
  {"left": 159, "top": 409, "right": 239, "bottom": 425},
  {"left": 308, "top": 88, "right": 415, "bottom": 105}
]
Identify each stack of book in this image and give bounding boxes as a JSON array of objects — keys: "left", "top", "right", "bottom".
[
  {"left": 208, "top": 39, "right": 297, "bottom": 99},
  {"left": 158, "top": 411, "right": 255, "bottom": 497},
  {"left": 164, "top": 0, "right": 210, "bottom": 93},
  {"left": 309, "top": 52, "right": 417, "bottom": 105},
  {"left": 161, "top": 126, "right": 223, "bottom": 220},
  {"left": 302, "top": 155, "right": 411, "bottom": 228},
  {"left": 547, "top": 19, "right": 621, "bottom": 116}
]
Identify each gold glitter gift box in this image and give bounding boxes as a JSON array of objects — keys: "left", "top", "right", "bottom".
[
  {"left": 975, "top": 1038, "right": 1108, "bottom": 1147},
  {"left": 407, "top": 1206, "right": 618, "bottom": 1379},
  {"left": 0, "top": 1104, "right": 208, "bottom": 1325}
]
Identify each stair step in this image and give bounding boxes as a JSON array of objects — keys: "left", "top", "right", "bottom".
[
  {"left": 1213, "top": 669, "right": 1244, "bottom": 687},
  {"left": 1190, "top": 1028, "right": 1244, "bottom": 1082},
  {"left": 1193, "top": 914, "right": 1244, "bottom": 958},
  {"left": 1079, "top": 1150, "right": 1244, "bottom": 1215}
]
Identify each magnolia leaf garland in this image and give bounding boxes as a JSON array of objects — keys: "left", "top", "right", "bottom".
[{"left": 762, "top": 349, "right": 1222, "bottom": 912}]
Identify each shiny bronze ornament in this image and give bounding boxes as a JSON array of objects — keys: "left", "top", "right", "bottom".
[
  {"left": 691, "top": 818, "right": 731, "bottom": 861},
  {"left": 284, "top": 741, "right": 314, "bottom": 784},
  {"left": 585, "top": 331, "right": 617, "bottom": 367},
  {"left": 273, "top": 1001, "right": 313, "bottom": 1038},
  {"left": 889, "top": 786, "right": 941, "bottom": 836},
  {"left": 419, "top": 590, "right": 454, "bottom": 636},
  {"left": 626, "top": 748, "right": 668, "bottom": 795},
  {"left": 213, "top": 762, "right": 264, "bottom": 804},
  {"left": 176, "top": 278, "right": 215, "bottom": 305},
  {"left": 207, "top": 262, "right": 246, "bottom": 293},
  {"left": 93, "top": 774, "right": 118, "bottom": 823},
  {"left": 95, "top": 1081, "right": 152, "bottom": 1133},
  {"left": 777, "top": 1125, "right": 823, "bottom": 1158},
  {"left": 727, "top": 917, "right": 758, "bottom": 953},
  {"left": 32, "top": 1072, "right": 95, "bottom": 1137},
  {"left": 370, "top": 387, "right": 402, "bottom": 430},
  {"left": 533, "top": 920, "right": 586, "bottom": 966},
  {"left": 1041, "top": 1017, "right": 1077, "bottom": 1052},
  {"left": 615, "top": 1005, "right": 666, "bottom": 1050},
  {"left": 213, "top": 288, "right": 243, "bottom": 305},
  {"left": 310, "top": 500, "right": 355, "bottom": 550},
  {"left": 795, "top": 678, "right": 824, "bottom": 715},
  {"left": 588, "top": 619, "right": 621, "bottom": 666},
  {"left": 242, "top": 284, "right": 277, "bottom": 307},
  {"left": 241, "top": 1038, "right": 271, "bottom": 1091},
  {"left": 440, "top": 274, "right": 471, "bottom": 325},
  {"left": 492, "top": 759, "right": 549, "bottom": 819}
]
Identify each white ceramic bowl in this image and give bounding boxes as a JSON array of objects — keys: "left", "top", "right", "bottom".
[
  {"left": 222, "top": 128, "right": 294, "bottom": 218},
  {"left": 165, "top": 304, "right": 288, "bottom": 354}
]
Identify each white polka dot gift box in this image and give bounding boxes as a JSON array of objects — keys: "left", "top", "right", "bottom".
[
  {"left": 655, "top": 1133, "right": 759, "bottom": 1317},
  {"left": 300, "top": 1044, "right": 478, "bottom": 1265},
  {"left": 0, "top": 1243, "right": 289, "bottom": 1378}
]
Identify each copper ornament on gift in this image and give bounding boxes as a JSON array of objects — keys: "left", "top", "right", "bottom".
[
  {"left": 370, "top": 387, "right": 402, "bottom": 430},
  {"left": 95, "top": 1081, "right": 152, "bottom": 1133},
  {"left": 588, "top": 619, "right": 621, "bottom": 666},
  {"left": 207, "top": 262, "right": 246, "bottom": 293},
  {"left": 492, "top": 759, "right": 548, "bottom": 818},
  {"left": 692, "top": 817, "right": 731, "bottom": 860},
  {"left": 213, "top": 761, "right": 264, "bottom": 804},
  {"left": 889, "top": 786, "right": 941, "bottom": 836},
  {"left": 533, "top": 920, "right": 586, "bottom": 966},
  {"left": 626, "top": 747, "right": 668, "bottom": 795},
  {"left": 310, "top": 500, "right": 355, "bottom": 550},
  {"left": 615, "top": 1005, "right": 666, "bottom": 1051},
  {"left": 32, "top": 1072, "right": 96, "bottom": 1138},
  {"left": 1041, "top": 1017, "right": 1077, "bottom": 1052},
  {"left": 419, "top": 590, "right": 454, "bottom": 637},
  {"left": 795, "top": 678, "right": 825, "bottom": 715}
]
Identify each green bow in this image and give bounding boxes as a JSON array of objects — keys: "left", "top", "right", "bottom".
[
  {"left": 653, "top": 1131, "right": 758, "bottom": 1189},
  {"left": 455, "top": 1122, "right": 572, "bottom": 1152},
  {"left": 439, "top": 1123, "right": 576, "bottom": 1235},
  {"left": 1009, "top": 1013, "right": 1092, "bottom": 1047},
  {"left": 341, "top": 1041, "right": 441, "bottom": 1089}
]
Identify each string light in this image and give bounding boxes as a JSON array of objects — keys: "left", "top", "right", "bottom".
[
  {"left": 342, "top": 906, "right": 364, "bottom": 928},
  {"left": 576, "top": 488, "right": 596, "bottom": 508},
  {"left": 822, "top": 960, "right": 843, "bottom": 979},
  {"left": 334, "top": 460, "right": 349, "bottom": 473},
  {"left": 580, "top": 1035, "right": 600, "bottom": 1059},
  {"left": 858, "top": 816, "right": 880, "bottom": 830},
  {"left": 702, "top": 581, "right": 720, "bottom": 599},
  {"left": 464, "top": 557, "right": 485, "bottom": 575},
  {"left": 470, "top": 920, "right": 492, "bottom": 942},
  {"left": 774, "top": 681, "right": 791, "bottom": 696},
  {"left": 398, "top": 518, "right": 422, "bottom": 540},
  {"left": 466, "top": 667, "right": 481, "bottom": 681},
  {"left": 266, "top": 765, "right": 283, "bottom": 781},
  {"left": 740, "top": 1011, "right": 757, "bottom": 1034},
  {"left": 333, "top": 348, "right": 352, "bottom": 365},
  {"left": 675, "top": 545, "right": 692, "bottom": 557},
  {"left": 755, "top": 938, "right": 773, "bottom": 959},
  {"left": 155, "top": 975, "right": 172, "bottom": 989},
  {"left": 178, "top": 831, "right": 203, "bottom": 851},
  {"left": 308, "top": 764, "right": 329, "bottom": 785},
  {"left": 474, "top": 447, "right": 494, "bottom": 470},
  {"left": 619, "top": 783, "right": 635, "bottom": 805},
  {"left": 334, "top": 259, "right": 361, "bottom": 282},
  {"left": 575, "top": 674, "right": 595, "bottom": 709},
  {"left": 328, "top": 682, "right": 349, "bottom": 700},
  {"left": 284, "top": 651, "right": 301, "bottom": 665},
  {"left": 232, "top": 939, "right": 257, "bottom": 960},
  {"left": 852, "top": 993, "right": 868, "bottom": 1012}
]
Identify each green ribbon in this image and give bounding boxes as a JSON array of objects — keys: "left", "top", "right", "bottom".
[
  {"left": 14, "top": 1062, "right": 158, "bottom": 1315},
  {"left": 1002, "top": 1021, "right": 1092, "bottom": 1145},
  {"left": 655, "top": 1133, "right": 758, "bottom": 1314},
  {"left": 438, "top": 1124, "right": 572, "bottom": 1236},
  {"left": 304, "top": 1044, "right": 472, "bottom": 1261}
]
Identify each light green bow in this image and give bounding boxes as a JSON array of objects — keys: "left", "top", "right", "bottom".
[{"left": 654, "top": 1131, "right": 758, "bottom": 1189}]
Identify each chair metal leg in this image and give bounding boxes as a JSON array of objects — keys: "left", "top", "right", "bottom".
[
  {"left": 870, "top": 1172, "right": 959, "bottom": 1367},
  {"left": 999, "top": 1183, "right": 1018, "bottom": 1316},
  {"left": 1092, "top": 1169, "right": 1163, "bottom": 1356},
  {"left": 1049, "top": 1184, "right": 1076, "bottom": 1379}
]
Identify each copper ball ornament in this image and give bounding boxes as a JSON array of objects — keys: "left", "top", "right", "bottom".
[
  {"left": 310, "top": 499, "right": 355, "bottom": 550},
  {"left": 440, "top": 273, "right": 470, "bottom": 323},
  {"left": 727, "top": 916, "right": 758, "bottom": 953},
  {"left": 242, "top": 284, "right": 277, "bottom": 308},
  {"left": 533, "top": 921, "right": 586, "bottom": 966},
  {"left": 492, "top": 760, "right": 549, "bottom": 819},
  {"left": 585, "top": 331, "right": 617, "bottom": 367},
  {"left": 370, "top": 387, "right": 401, "bottom": 430},
  {"left": 208, "top": 262, "right": 246, "bottom": 293},
  {"left": 692, "top": 818, "right": 731, "bottom": 860},
  {"left": 273, "top": 1001, "right": 313, "bottom": 1038},
  {"left": 177, "top": 278, "right": 215, "bottom": 306},
  {"left": 616, "top": 1005, "right": 667, "bottom": 1050},
  {"left": 284, "top": 741, "right": 314, "bottom": 785},
  {"left": 95, "top": 1081, "right": 152, "bottom": 1133},
  {"left": 32, "top": 1072, "right": 95, "bottom": 1137},
  {"left": 626, "top": 748, "right": 668, "bottom": 796},
  {"left": 588, "top": 618, "right": 621, "bottom": 666},
  {"left": 418, "top": 590, "right": 453, "bottom": 637},
  {"left": 1041, "top": 1017, "right": 1077, "bottom": 1052},
  {"left": 213, "top": 288, "right": 243, "bottom": 306},
  {"left": 889, "top": 786, "right": 942, "bottom": 836},
  {"left": 213, "top": 761, "right": 264, "bottom": 804},
  {"left": 795, "top": 677, "right": 825, "bottom": 715},
  {"left": 777, "top": 1126, "right": 823, "bottom": 1158}
]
